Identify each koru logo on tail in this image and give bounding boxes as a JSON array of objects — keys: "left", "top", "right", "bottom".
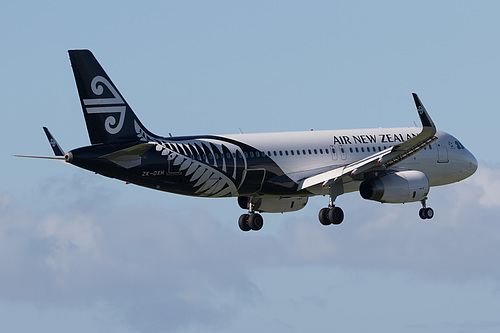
[{"left": 83, "top": 76, "right": 126, "bottom": 134}]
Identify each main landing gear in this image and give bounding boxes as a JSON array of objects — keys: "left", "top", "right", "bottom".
[
  {"left": 318, "top": 182, "right": 345, "bottom": 227},
  {"left": 238, "top": 213, "right": 264, "bottom": 231},
  {"left": 419, "top": 197, "right": 434, "bottom": 220},
  {"left": 318, "top": 206, "right": 344, "bottom": 225},
  {"left": 238, "top": 198, "right": 263, "bottom": 231}
]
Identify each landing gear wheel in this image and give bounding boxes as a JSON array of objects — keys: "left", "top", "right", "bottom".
[
  {"left": 238, "top": 214, "right": 251, "bottom": 231},
  {"left": 328, "top": 207, "right": 344, "bottom": 225},
  {"left": 424, "top": 207, "right": 434, "bottom": 219},
  {"left": 248, "top": 213, "right": 264, "bottom": 231},
  {"left": 419, "top": 207, "right": 434, "bottom": 220},
  {"left": 319, "top": 208, "right": 331, "bottom": 225}
]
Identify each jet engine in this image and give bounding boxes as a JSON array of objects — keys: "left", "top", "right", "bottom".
[
  {"left": 238, "top": 196, "right": 308, "bottom": 213},
  {"left": 359, "top": 170, "right": 430, "bottom": 203}
]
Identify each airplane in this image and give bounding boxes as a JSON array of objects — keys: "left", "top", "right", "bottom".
[{"left": 17, "top": 49, "right": 478, "bottom": 231}]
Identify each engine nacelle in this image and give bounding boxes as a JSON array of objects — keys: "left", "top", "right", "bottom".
[
  {"left": 238, "top": 196, "right": 308, "bottom": 213},
  {"left": 359, "top": 170, "right": 430, "bottom": 203}
]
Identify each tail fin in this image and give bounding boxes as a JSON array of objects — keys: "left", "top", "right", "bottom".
[{"left": 68, "top": 50, "right": 160, "bottom": 145}]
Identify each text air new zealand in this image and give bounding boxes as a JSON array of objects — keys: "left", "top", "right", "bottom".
[{"left": 18, "top": 50, "right": 477, "bottom": 232}]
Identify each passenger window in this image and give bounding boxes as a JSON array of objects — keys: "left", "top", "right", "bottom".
[
  {"left": 285, "top": 150, "right": 289, "bottom": 156},
  {"left": 314, "top": 149, "right": 318, "bottom": 154},
  {"left": 273, "top": 151, "right": 277, "bottom": 156},
  {"left": 361, "top": 147, "right": 364, "bottom": 152},
  {"left": 308, "top": 149, "right": 312, "bottom": 154},
  {"left": 349, "top": 148, "right": 353, "bottom": 153},
  {"left": 297, "top": 150, "right": 301, "bottom": 155},
  {"left": 291, "top": 150, "right": 294, "bottom": 156},
  {"left": 303, "top": 149, "right": 307, "bottom": 155},
  {"left": 355, "top": 147, "right": 359, "bottom": 153},
  {"left": 319, "top": 149, "right": 323, "bottom": 154},
  {"left": 249, "top": 152, "right": 254, "bottom": 158},
  {"left": 341, "top": 148, "right": 345, "bottom": 153}
]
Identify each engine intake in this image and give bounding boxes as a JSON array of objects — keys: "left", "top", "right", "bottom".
[{"left": 359, "top": 170, "right": 429, "bottom": 203}]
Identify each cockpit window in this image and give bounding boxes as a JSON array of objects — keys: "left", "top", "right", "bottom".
[{"left": 455, "top": 140, "right": 466, "bottom": 149}]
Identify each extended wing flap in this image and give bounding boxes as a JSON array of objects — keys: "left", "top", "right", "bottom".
[
  {"left": 299, "top": 148, "right": 391, "bottom": 190},
  {"left": 299, "top": 93, "right": 437, "bottom": 191}
]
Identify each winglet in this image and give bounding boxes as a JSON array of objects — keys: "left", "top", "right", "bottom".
[
  {"left": 43, "top": 127, "right": 65, "bottom": 156},
  {"left": 412, "top": 93, "right": 435, "bottom": 128}
]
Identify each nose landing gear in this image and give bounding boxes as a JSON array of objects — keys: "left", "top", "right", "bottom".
[{"left": 419, "top": 198, "right": 434, "bottom": 219}]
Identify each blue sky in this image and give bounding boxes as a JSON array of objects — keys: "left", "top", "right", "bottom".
[{"left": 1, "top": 1, "right": 500, "bottom": 332}]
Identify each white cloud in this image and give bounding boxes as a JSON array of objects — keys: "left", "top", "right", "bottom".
[
  {"left": 0, "top": 162, "right": 498, "bottom": 332},
  {"left": 466, "top": 163, "right": 500, "bottom": 209},
  {"left": 277, "top": 162, "right": 500, "bottom": 282},
  {"left": 0, "top": 192, "right": 261, "bottom": 331}
]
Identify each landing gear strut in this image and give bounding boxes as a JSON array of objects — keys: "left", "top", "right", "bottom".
[
  {"left": 419, "top": 197, "right": 434, "bottom": 220},
  {"left": 238, "top": 197, "right": 264, "bottom": 231},
  {"left": 318, "top": 181, "right": 345, "bottom": 226}
]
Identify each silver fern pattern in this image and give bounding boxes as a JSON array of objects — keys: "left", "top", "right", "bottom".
[{"left": 152, "top": 139, "right": 245, "bottom": 197}]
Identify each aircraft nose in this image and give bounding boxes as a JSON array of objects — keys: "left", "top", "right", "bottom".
[{"left": 465, "top": 149, "right": 478, "bottom": 177}]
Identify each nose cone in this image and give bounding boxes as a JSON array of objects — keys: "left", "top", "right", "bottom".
[
  {"left": 461, "top": 148, "right": 478, "bottom": 179},
  {"left": 467, "top": 149, "right": 478, "bottom": 176}
]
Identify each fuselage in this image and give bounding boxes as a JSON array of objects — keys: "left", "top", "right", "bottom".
[{"left": 66, "top": 126, "right": 477, "bottom": 199}]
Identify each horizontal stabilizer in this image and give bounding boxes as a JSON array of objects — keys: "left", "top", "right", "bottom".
[{"left": 99, "top": 143, "right": 154, "bottom": 168}]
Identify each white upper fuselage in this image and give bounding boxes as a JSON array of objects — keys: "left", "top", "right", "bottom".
[{"left": 219, "top": 127, "right": 477, "bottom": 196}]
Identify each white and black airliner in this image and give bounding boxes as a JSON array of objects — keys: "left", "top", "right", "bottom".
[{"left": 19, "top": 50, "right": 478, "bottom": 231}]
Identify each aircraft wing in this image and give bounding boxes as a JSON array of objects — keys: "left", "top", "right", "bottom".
[
  {"left": 14, "top": 154, "right": 66, "bottom": 160},
  {"left": 14, "top": 127, "right": 67, "bottom": 161},
  {"left": 298, "top": 93, "right": 438, "bottom": 190},
  {"left": 43, "top": 127, "right": 65, "bottom": 156}
]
